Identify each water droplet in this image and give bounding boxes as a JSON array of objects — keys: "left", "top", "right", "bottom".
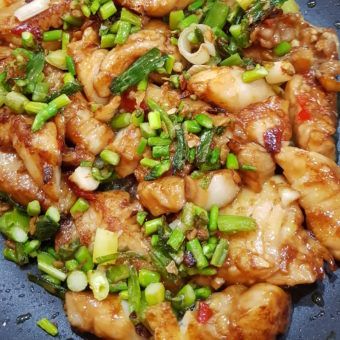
[
  {"left": 18, "top": 293, "right": 25, "bottom": 298},
  {"left": 307, "top": 0, "right": 316, "bottom": 8},
  {"left": 309, "top": 310, "right": 325, "bottom": 321},
  {"left": 2, "top": 319, "right": 9, "bottom": 327},
  {"left": 16, "top": 313, "right": 32, "bottom": 325},
  {"left": 335, "top": 21, "right": 340, "bottom": 30},
  {"left": 5, "top": 289, "right": 10, "bottom": 293},
  {"left": 51, "top": 312, "right": 59, "bottom": 319},
  {"left": 311, "top": 291, "right": 324, "bottom": 307}
]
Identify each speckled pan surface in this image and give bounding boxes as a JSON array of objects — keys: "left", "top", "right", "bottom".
[{"left": 0, "top": 1, "right": 340, "bottom": 339}]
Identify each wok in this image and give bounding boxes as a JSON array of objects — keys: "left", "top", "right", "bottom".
[{"left": 0, "top": 1, "right": 339, "bottom": 339}]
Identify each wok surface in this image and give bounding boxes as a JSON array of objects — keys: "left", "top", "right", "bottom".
[{"left": 0, "top": 1, "right": 340, "bottom": 339}]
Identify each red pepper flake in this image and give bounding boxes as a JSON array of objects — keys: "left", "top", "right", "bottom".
[
  {"left": 11, "top": 23, "right": 42, "bottom": 39},
  {"left": 120, "top": 90, "right": 147, "bottom": 112},
  {"left": 263, "top": 127, "right": 283, "bottom": 154},
  {"left": 66, "top": 178, "right": 96, "bottom": 201},
  {"left": 297, "top": 95, "right": 311, "bottom": 122},
  {"left": 197, "top": 301, "right": 213, "bottom": 324}
]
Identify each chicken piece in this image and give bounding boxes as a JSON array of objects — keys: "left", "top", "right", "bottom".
[
  {"left": 0, "top": 151, "right": 51, "bottom": 209},
  {"left": 94, "top": 96, "right": 121, "bottom": 122},
  {"left": 68, "top": 28, "right": 109, "bottom": 104},
  {"left": 285, "top": 75, "right": 337, "bottom": 159},
  {"left": 62, "top": 94, "right": 114, "bottom": 155},
  {"left": 10, "top": 115, "right": 62, "bottom": 201},
  {"left": 187, "top": 66, "right": 275, "bottom": 113},
  {"left": 95, "top": 28, "right": 181, "bottom": 98},
  {"left": 57, "top": 176, "right": 77, "bottom": 214},
  {"left": 0, "top": 0, "right": 71, "bottom": 45},
  {"left": 74, "top": 191, "right": 149, "bottom": 254},
  {"left": 233, "top": 96, "right": 291, "bottom": 153},
  {"left": 65, "top": 292, "right": 140, "bottom": 340},
  {"left": 115, "top": 0, "right": 193, "bottom": 17},
  {"left": 146, "top": 284, "right": 290, "bottom": 340},
  {"left": 276, "top": 146, "right": 340, "bottom": 259},
  {"left": 185, "top": 170, "right": 240, "bottom": 211},
  {"left": 234, "top": 142, "right": 276, "bottom": 193},
  {"left": 137, "top": 176, "right": 186, "bottom": 216},
  {"left": 217, "top": 176, "right": 333, "bottom": 286},
  {"left": 110, "top": 125, "right": 142, "bottom": 178}
]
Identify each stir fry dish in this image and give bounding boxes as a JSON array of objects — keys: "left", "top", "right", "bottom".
[{"left": 0, "top": 0, "right": 339, "bottom": 338}]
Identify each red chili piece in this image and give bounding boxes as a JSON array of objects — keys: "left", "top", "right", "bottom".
[
  {"left": 120, "top": 90, "right": 147, "bottom": 112},
  {"left": 297, "top": 96, "right": 312, "bottom": 122},
  {"left": 197, "top": 301, "right": 213, "bottom": 324}
]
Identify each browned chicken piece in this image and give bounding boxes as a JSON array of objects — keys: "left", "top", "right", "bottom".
[
  {"left": 65, "top": 292, "right": 141, "bottom": 340},
  {"left": 0, "top": 150, "right": 51, "bottom": 209},
  {"left": 0, "top": 0, "right": 71, "bottom": 45},
  {"left": 115, "top": 0, "right": 193, "bottom": 17},
  {"left": 109, "top": 125, "right": 142, "bottom": 178},
  {"left": 54, "top": 216, "right": 78, "bottom": 251},
  {"left": 285, "top": 75, "right": 337, "bottom": 159},
  {"left": 137, "top": 176, "right": 186, "bottom": 216},
  {"left": 10, "top": 115, "right": 62, "bottom": 201},
  {"left": 57, "top": 176, "right": 77, "bottom": 213},
  {"left": 68, "top": 27, "right": 110, "bottom": 104},
  {"left": 185, "top": 170, "right": 240, "bottom": 211},
  {"left": 146, "top": 284, "right": 291, "bottom": 340},
  {"left": 235, "top": 142, "right": 275, "bottom": 193},
  {"left": 217, "top": 176, "right": 333, "bottom": 286},
  {"left": 62, "top": 94, "right": 114, "bottom": 155},
  {"left": 95, "top": 28, "right": 181, "bottom": 98},
  {"left": 233, "top": 96, "right": 292, "bottom": 154},
  {"left": 187, "top": 66, "right": 275, "bottom": 113},
  {"left": 74, "top": 191, "right": 149, "bottom": 254},
  {"left": 276, "top": 146, "right": 340, "bottom": 260}
]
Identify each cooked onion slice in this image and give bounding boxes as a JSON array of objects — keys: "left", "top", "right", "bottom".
[
  {"left": 265, "top": 61, "right": 295, "bottom": 84},
  {"left": 14, "top": 0, "right": 50, "bottom": 22},
  {"left": 178, "top": 24, "right": 216, "bottom": 65}
]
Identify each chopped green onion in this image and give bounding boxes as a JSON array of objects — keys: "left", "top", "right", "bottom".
[
  {"left": 107, "top": 264, "right": 130, "bottom": 283},
  {"left": 63, "top": 72, "right": 75, "bottom": 84},
  {"left": 170, "top": 74, "right": 180, "bottom": 88},
  {"left": 187, "top": 266, "right": 217, "bottom": 276},
  {"left": 5, "top": 91, "right": 29, "bottom": 114},
  {"left": 144, "top": 217, "right": 163, "bottom": 235},
  {"left": 170, "top": 37, "right": 178, "bottom": 46},
  {"left": 24, "top": 239, "right": 41, "bottom": 255},
  {"left": 140, "top": 122, "right": 157, "bottom": 138},
  {"left": 45, "top": 49, "right": 67, "bottom": 70},
  {"left": 65, "top": 259, "right": 78, "bottom": 272},
  {"left": 208, "top": 205, "right": 219, "bottom": 232},
  {"left": 87, "top": 269, "right": 109, "bottom": 301},
  {"left": 210, "top": 239, "right": 228, "bottom": 267},
  {"left": 169, "top": 10, "right": 185, "bottom": 30},
  {"left": 186, "top": 239, "right": 209, "bottom": 269},
  {"left": 109, "top": 281, "right": 128, "bottom": 293},
  {"left": 119, "top": 290, "right": 129, "bottom": 300},
  {"left": 131, "top": 109, "right": 145, "bottom": 126},
  {"left": 128, "top": 266, "right": 141, "bottom": 314},
  {"left": 148, "top": 137, "right": 171, "bottom": 146},
  {"left": 136, "top": 137, "right": 148, "bottom": 155},
  {"left": 140, "top": 158, "right": 160, "bottom": 168},
  {"left": 152, "top": 145, "right": 170, "bottom": 159},
  {"left": 176, "top": 284, "right": 196, "bottom": 308},
  {"left": 31, "top": 104, "right": 58, "bottom": 132},
  {"left": 111, "top": 112, "right": 131, "bottom": 129},
  {"left": 37, "top": 318, "right": 58, "bottom": 337},
  {"left": 167, "top": 228, "right": 185, "bottom": 251},
  {"left": 81, "top": 4, "right": 91, "bottom": 17},
  {"left": 75, "top": 246, "right": 94, "bottom": 272},
  {"left": 145, "top": 282, "right": 165, "bottom": 306},
  {"left": 61, "top": 32, "right": 70, "bottom": 50},
  {"left": 120, "top": 8, "right": 142, "bottom": 26},
  {"left": 240, "top": 164, "right": 257, "bottom": 171},
  {"left": 273, "top": 41, "right": 292, "bottom": 57},
  {"left": 220, "top": 53, "right": 244, "bottom": 66},
  {"left": 183, "top": 120, "right": 201, "bottom": 134},
  {"left": 90, "top": 0, "right": 100, "bottom": 14},
  {"left": 3, "top": 247, "right": 18, "bottom": 263},
  {"left": 21, "top": 31, "right": 35, "bottom": 48},
  {"left": 67, "top": 270, "right": 88, "bottom": 292},
  {"left": 204, "top": 0, "right": 229, "bottom": 29},
  {"left": 101, "top": 34, "right": 116, "bottom": 48},
  {"left": 148, "top": 111, "right": 162, "bottom": 130},
  {"left": 151, "top": 234, "right": 159, "bottom": 246},
  {"left": 70, "top": 198, "right": 89, "bottom": 217},
  {"left": 99, "top": 0, "right": 117, "bottom": 20},
  {"left": 217, "top": 215, "right": 257, "bottom": 233},
  {"left": 226, "top": 153, "right": 239, "bottom": 170},
  {"left": 202, "top": 243, "right": 216, "bottom": 259},
  {"left": 96, "top": 253, "right": 118, "bottom": 264},
  {"left": 66, "top": 55, "right": 76, "bottom": 76},
  {"left": 137, "top": 211, "right": 147, "bottom": 225},
  {"left": 27, "top": 200, "right": 41, "bottom": 216},
  {"left": 242, "top": 64, "right": 268, "bottom": 83},
  {"left": 165, "top": 55, "right": 175, "bottom": 74},
  {"left": 144, "top": 160, "right": 171, "bottom": 180},
  {"left": 137, "top": 77, "right": 148, "bottom": 91},
  {"left": 37, "top": 252, "right": 66, "bottom": 281},
  {"left": 188, "top": 0, "right": 204, "bottom": 11},
  {"left": 195, "top": 286, "right": 212, "bottom": 300},
  {"left": 281, "top": 0, "right": 300, "bottom": 13},
  {"left": 45, "top": 206, "right": 60, "bottom": 223},
  {"left": 100, "top": 149, "right": 120, "bottom": 165},
  {"left": 32, "top": 82, "right": 49, "bottom": 102},
  {"left": 138, "top": 269, "right": 160, "bottom": 287},
  {"left": 43, "top": 30, "right": 62, "bottom": 42},
  {"left": 114, "top": 21, "right": 131, "bottom": 45},
  {"left": 195, "top": 113, "right": 213, "bottom": 129},
  {"left": 229, "top": 24, "right": 242, "bottom": 39},
  {"left": 178, "top": 14, "right": 199, "bottom": 31}
]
